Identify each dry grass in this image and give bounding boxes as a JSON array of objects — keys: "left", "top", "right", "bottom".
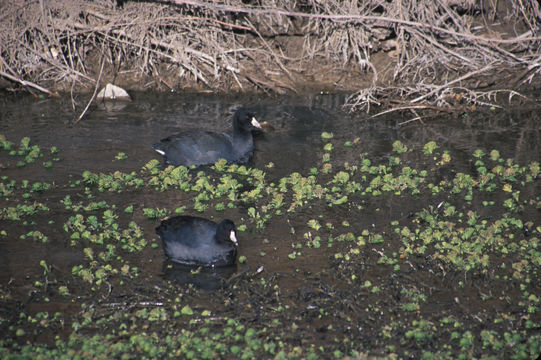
[{"left": 1, "top": 0, "right": 540, "bottom": 114}]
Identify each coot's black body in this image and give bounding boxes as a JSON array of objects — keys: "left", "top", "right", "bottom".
[
  {"left": 152, "top": 108, "right": 261, "bottom": 166},
  {"left": 156, "top": 216, "right": 238, "bottom": 267}
]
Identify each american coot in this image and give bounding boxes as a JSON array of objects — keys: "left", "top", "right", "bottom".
[
  {"left": 152, "top": 108, "right": 261, "bottom": 166},
  {"left": 156, "top": 216, "right": 238, "bottom": 267}
]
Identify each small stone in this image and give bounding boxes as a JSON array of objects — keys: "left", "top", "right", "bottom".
[{"left": 97, "top": 83, "right": 131, "bottom": 100}]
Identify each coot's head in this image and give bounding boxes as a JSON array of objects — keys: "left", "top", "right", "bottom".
[
  {"left": 217, "top": 219, "right": 238, "bottom": 246},
  {"left": 234, "top": 108, "right": 261, "bottom": 133}
]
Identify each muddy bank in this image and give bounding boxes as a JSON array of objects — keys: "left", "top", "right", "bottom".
[{"left": 1, "top": 0, "right": 541, "bottom": 112}]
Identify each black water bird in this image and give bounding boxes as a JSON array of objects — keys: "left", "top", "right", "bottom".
[
  {"left": 156, "top": 216, "right": 238, "bottom": 267},
  {"left": 152, "top": 108, "right": 261, "bottom": 166}
]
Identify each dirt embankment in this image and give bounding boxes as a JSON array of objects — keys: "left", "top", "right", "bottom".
[{"left": 1, "top": 0, "right": 540, "bottom": 112}]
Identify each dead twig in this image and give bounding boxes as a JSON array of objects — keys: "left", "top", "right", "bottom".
[
  {"left": 372, "top": 104, "right": 456, "bottom": 119},
  {"left": 0, "top": 56, "right": 58, "bottom": 96},
  {"left": 0, "top": 69, "right": 58, "bottom": 97},
  {"left": 16, "top": 40, "right": 94, "bottom": 83},
  {"left": 411, "top": 64, "right": 496, "bottom": 104},
  {"left": 73, "top": 54, "right": 105, "bottom": 125}
]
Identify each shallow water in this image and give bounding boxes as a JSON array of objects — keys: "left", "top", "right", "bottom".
[
  {"left": 0, "top": 93, "right": 338, "bottom": 278},
  {"left": 1, "top": 91, "right": 540, "bottom": 283},
  {"left": 1, "top": 92, "right": 540, "bottom": 356}
]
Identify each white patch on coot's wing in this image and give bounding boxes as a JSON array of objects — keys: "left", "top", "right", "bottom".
[
  {"left": 154, "top": 149, "right": 165, "bottom": 155},
  {"left": 230, "top": 230, "right": 238, "bottom": 245},
  {"left": 251, "top": 117, "right": 262, "bottom": 129}
]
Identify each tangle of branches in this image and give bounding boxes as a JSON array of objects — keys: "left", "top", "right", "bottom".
[{"left": 0, "top": 0, "right": 539, "bottom": 113}]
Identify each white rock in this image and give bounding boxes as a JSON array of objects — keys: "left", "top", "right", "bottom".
[{"left": 97, "top": 83, "right": 131, "bottom": 100}]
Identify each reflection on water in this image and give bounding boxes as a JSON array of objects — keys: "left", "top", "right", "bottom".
[
  {"left": 162, "top": 261, "right": 238, "bottom": 291},
  {"left": 2, "top": 92, "right": 539, "bottom": 173}
]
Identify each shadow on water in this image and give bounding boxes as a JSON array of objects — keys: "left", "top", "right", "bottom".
[
  {"left": 1, "top": 91, "right": 540, "bottom": 355},
  {"left": 162, "top": 261, "right": 238, "bottom": 292}
]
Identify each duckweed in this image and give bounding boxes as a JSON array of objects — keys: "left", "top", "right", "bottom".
[{"left": 1, "top": 202, "right": 49, "bottom": 221}]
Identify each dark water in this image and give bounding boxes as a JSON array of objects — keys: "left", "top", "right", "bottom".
[
  {"left": 2, "top": 92, "right": 539, "bottom": 175},
  {"left": 1, "top": 92, "right": 540, "bottom": 354},
  {"left": 1, "top": 92, "right": 540, "bottom": 281}
]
